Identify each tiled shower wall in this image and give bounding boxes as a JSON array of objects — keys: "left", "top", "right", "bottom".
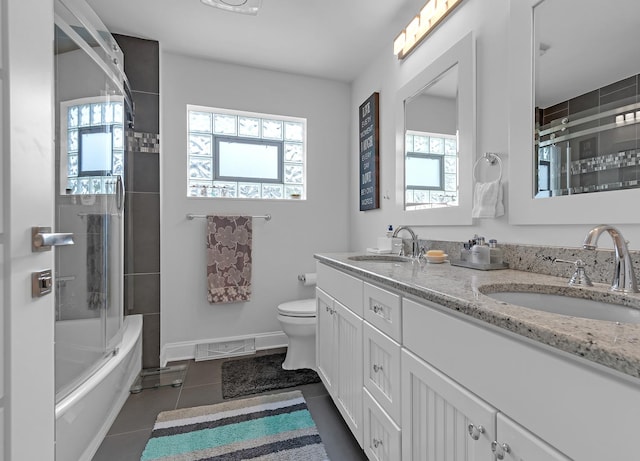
[{"left": 114, "top": 34, "right": 161, "bottom": 369}]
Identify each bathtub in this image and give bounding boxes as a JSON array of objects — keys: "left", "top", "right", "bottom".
[{"left": 55, "top": 314, "right": 142, "bottom": 461}]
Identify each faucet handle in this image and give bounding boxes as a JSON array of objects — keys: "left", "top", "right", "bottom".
[{"left": 554, "top": 259, "right": 593, "bottom": 287}]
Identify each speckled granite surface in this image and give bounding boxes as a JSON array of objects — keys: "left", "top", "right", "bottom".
[{"left": 315, "top": 252, "right": 640, "bottom": 381}]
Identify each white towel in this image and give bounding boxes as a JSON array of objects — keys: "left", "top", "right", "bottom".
[{"left": 472, "top": 180, "right": 504, "bottom": 218}]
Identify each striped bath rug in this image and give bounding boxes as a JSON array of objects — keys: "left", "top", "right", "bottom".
[{"left": 140, "top": 390, "right": 329, "bottom": 460}]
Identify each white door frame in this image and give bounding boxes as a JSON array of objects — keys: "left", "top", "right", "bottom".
[{"left": 2, "top": 0, "right": 56, "bottom": 459}]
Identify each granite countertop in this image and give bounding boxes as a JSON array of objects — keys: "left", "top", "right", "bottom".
[{"left": 315, "top": 252, "right": 640, "bottom": 381}]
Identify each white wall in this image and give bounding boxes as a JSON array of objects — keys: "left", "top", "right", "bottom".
[
  {"left": 160, "top": 52, "right": 350, "bottom": 360},
  {"left": 406, "top": 94, "right": 456, "bottom": 135},
  {"left": 350, "top": 0, "right": 640, "bottom": 250}
]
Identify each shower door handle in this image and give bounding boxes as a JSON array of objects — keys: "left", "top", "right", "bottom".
[
  {"left": 115, "top": 175, "right": 125, "bottom": 212},
  {"left": 32, "top": 226, "right": 75, "bottom": 252}
]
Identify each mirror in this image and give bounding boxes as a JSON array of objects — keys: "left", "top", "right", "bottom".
[
  {"left": 404, "top": 65, "right": 459, "bottom": 210},
  {"left": 508, "top": 0, "right": 640, "bottom": 224},
  {"left": 396, "top": 32, "right": 475, "bottom": 225},
  {"left": 534, "top": 0, "right": 640, "bottom": 199}
]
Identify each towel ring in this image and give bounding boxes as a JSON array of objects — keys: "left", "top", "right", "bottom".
[{"left": 473, "top": 153, "right": 502, "bottom": 183}]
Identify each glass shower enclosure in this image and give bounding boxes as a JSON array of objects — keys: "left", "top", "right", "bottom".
[{"left": 53, "top": 0, "right": 134, "bottom": 402}]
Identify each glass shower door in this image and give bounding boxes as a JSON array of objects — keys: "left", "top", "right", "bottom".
[{"left": 54, "top": 0, "right": 131, "bottom": 402}]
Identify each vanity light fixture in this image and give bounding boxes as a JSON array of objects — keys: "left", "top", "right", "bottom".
[
  {"left": 200, "top": 0, "right": 262, "bottom": 15},
  {"left": 394, "top": 0, "right": 463, "bottom": 59}
]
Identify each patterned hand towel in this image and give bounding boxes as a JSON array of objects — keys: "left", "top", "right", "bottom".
[
  {"left": 206, "top": 215, "right": 252, "bottom": 304},
  {"left": 87, "top": 213, "right": 109, "bottom": 310}
]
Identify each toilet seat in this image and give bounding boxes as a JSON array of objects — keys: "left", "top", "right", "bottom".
[{"left": 277, "top": 298, "right": 316, "bottom": 318}]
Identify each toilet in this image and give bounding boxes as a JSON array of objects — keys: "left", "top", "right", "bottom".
[{"left": 277, "top": 298, "right": 317, "bottom": 371}]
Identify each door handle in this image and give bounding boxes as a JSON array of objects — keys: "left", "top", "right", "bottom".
[
  {"left": 32, "top": 227, "right": 75, "bottom": 252},
  {"left": 115, "top": 174, "right": 125, "bottom": 212}
]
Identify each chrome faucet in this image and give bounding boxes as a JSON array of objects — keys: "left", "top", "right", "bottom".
[
  {"left": 392, "top": 225, "right": 421, "bottom": 258},
  {"left": 582, "top": 225, "right": 638, "bottom": 293}
]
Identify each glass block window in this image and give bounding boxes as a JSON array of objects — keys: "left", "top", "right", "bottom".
[
  {"left": 187, "top": 105, "right": 306, "bottom": 199},
  {"left": 405, "top": 130, "right": 458, "bottom": 210},
  {"left": 64, "top": 99, "right": 124, "bottom": 195}
]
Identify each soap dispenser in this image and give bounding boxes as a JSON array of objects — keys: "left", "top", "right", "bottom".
[
  {"left": 488, "top": 239, "right": 503, "bottom": 265},
  {"left": 470, "top": 237, "right": 490, "bottom": 265}
]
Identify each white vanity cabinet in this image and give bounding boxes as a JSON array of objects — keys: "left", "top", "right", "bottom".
[
  {"left": 403, "top": 297, "right": 639, "bottom": 460},
  {"left": 315, "top": 259, "right": 640, "bottom": 460},
  {"left": 316, "top": 263, "right": 364, "bottom": 446}
]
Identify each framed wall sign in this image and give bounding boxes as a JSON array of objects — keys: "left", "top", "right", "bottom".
[{"left": 359, "top": 92, "right": 380, "bottom": 211}]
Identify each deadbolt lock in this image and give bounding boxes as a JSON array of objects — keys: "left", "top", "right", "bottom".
[{"left": 32, "top": 270, "right": 53, "bottom": 298}]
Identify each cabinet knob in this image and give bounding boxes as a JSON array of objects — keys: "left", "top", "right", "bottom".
[
  {"left": 491, "top": 441, "right": 511, "bottom": 459},
  {"left": 373, "top": 438, "right": 383, "bottom": 448},
  {"left": 373, "top": 304, "right": 383, "bottom": 314},
  {"left": 467, "top": 423, "right": 484, "bottom": 441},
  {"left": 373, "top": 364, "right": 383, "bottom": 373}
]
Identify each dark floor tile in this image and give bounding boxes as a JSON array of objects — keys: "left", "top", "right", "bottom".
[
  {"left": 181, "top": 359, "right": 223, "bottom": 388},
  {"left": 306, "top": 394, "right": 367, "bottom": 461},
  {"left": 92, "top": 428, "right": 151, "bottom": 461},
  {"left": 299, "top": 381, "right": 329, "bottom": 399},
  {"left": 177, "top": 383, "right": 224, "bottom": 409},
  {"left": 107, "top": 386, "right": 180, "bottom": 435}
]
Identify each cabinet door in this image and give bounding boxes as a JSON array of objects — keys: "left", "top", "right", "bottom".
[
  {"left": 363, "top": 321, "right": 401, "bottom": 423},
  {"left": 334, "top": 299, "right": 364, "bottom": 446},
  {"left": 494, "top": 413, "right": 571, "bottom": 461},
  {"left": 402, "top": 349, "right": 496, "bottom": 461},
  {"left": 316, "top": 288, "right": 336, "bottom": 394},
  {"left": 363, "top": 388, "right": 401, "bottom": 461}
]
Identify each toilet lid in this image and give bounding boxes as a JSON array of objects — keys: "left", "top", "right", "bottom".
[{"left": 277, "top": 298, "right": 316, "bottom": 317}]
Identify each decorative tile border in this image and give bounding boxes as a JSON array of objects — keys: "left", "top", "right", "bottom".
[{"left": 127, "top": 131, "right": 160, "bottom": 154}]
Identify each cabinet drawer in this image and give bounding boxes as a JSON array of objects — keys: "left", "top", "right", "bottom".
[
  {"left": 363, "top": 282, "right": 401, "bottom": 342},
  {"left": 363, "top": 322, "right": 401, "bottom": 424},
  {"left": 363, "top": 388, "right": 401, "bottom": 461},
  {"left": 317, "top": 262, "right": 363, "bottom": 316}
]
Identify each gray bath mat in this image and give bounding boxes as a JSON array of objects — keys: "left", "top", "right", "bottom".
[{"left": 221, "top": 353, "right": 320, "bottom": 399}]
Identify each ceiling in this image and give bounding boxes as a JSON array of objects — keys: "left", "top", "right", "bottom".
[{"left": 86, "top": 0, "right": 427, "bottom": 82}]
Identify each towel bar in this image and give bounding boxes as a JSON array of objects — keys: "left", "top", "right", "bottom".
[{"left": 186, "top": 213, "right": 271, "bottom": 221}]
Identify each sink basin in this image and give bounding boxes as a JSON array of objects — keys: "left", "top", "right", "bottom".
[
  {"left": 347, "top": 255, "right": 411, "bottom": 263},
  {"left": 485, "top": 291, "right": 640, "bottom": 323}
]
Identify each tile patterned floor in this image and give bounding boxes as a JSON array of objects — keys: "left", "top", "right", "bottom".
[{"left": 92, "top": 348, "right": 367, "bottom": 460}]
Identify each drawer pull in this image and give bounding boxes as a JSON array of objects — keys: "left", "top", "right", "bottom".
[
  {"left": 373, "top": 438, "right": 383, "bottom": 448},
  {"left": 491, "top": 441, "right": 510, "bottom": 459},
  {"left": 373, "top": 364, "right": 383, "bottom": 373},
  {"left": 372, "top": 304, "right": 384, "bottom": 314},
  {"left": 467, "top": 423, "right": 484, "bottom": 441}
]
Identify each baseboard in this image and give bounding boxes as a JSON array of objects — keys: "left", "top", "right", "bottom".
[{"left": 161, "top": 331, "right": 288, "bottom": 366}]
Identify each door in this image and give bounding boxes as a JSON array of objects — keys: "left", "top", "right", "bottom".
[
  {"left": 494, "top": 413, "right": 571, "bottom": 461},
  {"left": 2, "top": 0, "right": 56, "bottom": 459},
  {"left": 402, "top": 349, "right": 496, "bottom": 461},
  {"left": 316, "top": 288, "right": 335, "bottom": 393},
  {"left": 334, "top": 299, "right": 363, "bottom": 446}
]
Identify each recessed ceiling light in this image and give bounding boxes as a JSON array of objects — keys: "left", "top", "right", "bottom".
[{"left": 200, "top": 0, "right": 263, "bottom": 15}]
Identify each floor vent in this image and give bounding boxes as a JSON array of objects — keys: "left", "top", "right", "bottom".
[{"left": 195, "top": 338, "right": 256, "bottom": 361}]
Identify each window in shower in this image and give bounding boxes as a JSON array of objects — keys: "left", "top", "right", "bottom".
[
  {"left": 62, "top": 98, "right": 125, "bottom": 195},
  {"left": 187, "top": 105, "right": 307, "bottom": 200}
]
